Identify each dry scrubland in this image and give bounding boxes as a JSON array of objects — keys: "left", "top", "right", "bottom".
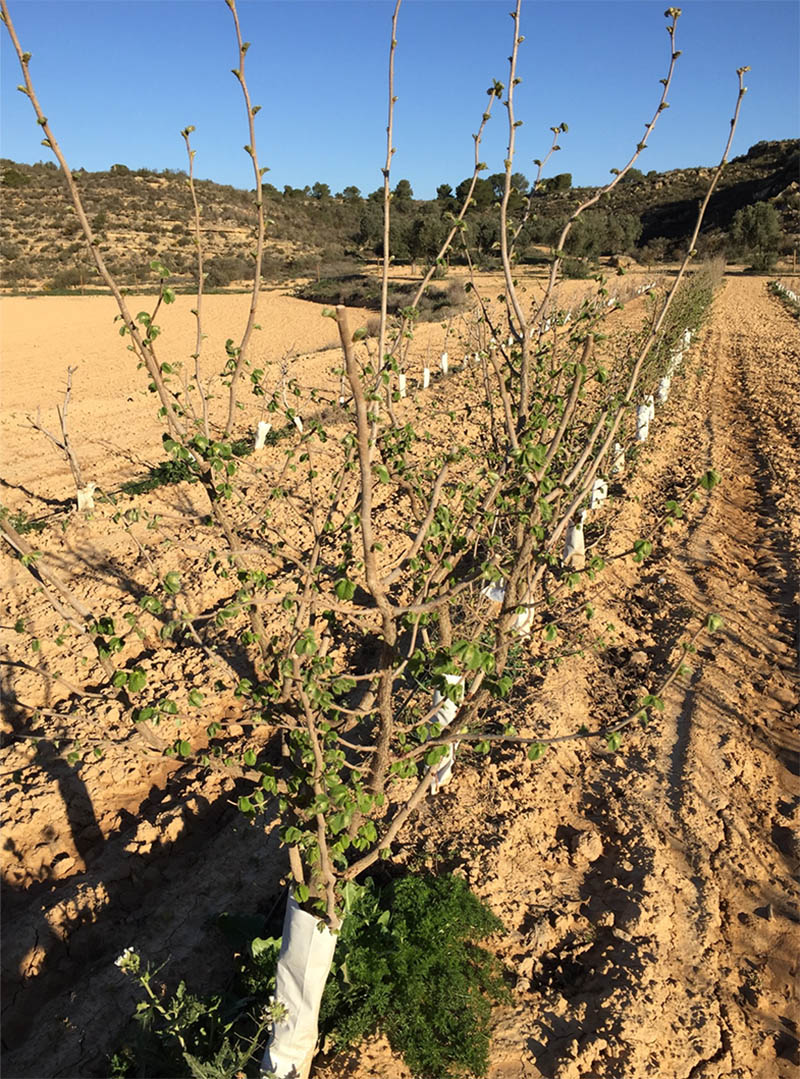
[{"left": 1, "top": 270, "right": 799, "bottom": 1078}]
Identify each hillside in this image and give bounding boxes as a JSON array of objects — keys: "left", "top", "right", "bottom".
[{"left": 0, "top": 138, "right": 797, "bottom": 290}]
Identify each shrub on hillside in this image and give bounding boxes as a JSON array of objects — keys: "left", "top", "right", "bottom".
[
  {"left": 45, "top": 266, "right": 83, "bottom": 290},
  {"left": 296, "top": 273, "right": 467, "bottom": 321},
  {"left": 203, "top": 254, "right": 252, "bottom": 288}
]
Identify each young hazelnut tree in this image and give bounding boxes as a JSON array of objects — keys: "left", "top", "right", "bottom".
[{"left": 1, "top": 0, "right": 747, "bottom": 1075}]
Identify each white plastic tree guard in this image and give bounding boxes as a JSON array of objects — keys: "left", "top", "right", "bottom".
[
  {"left": 440, "top": 352, "right": 449, "bottom": 375},
  {"left": 261, "top": 894, "right": 338, "bottom": 1079},
  {"left": 667, "top": 350, "right": 682, "bottom": 377},
  {"left": 480, "top": 581, "right": 506, "bottom": 604},
  {"left": 398, "top": 373, "right": 407, "bottom": 398},
  {"left": 656, "top": 376, "right": 671, "bottom": 404},
  {"left": 611, "top": 441, "right": 625, "bottom": 476},
  {"left": 254, "top": 420, "right": 272, "bottom": 450},
  {"left": 511, "top": 592, "right": 535, "bottom": 638},
  {"left": 636, "top": 404, "right": 650, "bottom": 442},
  {"left": 76, "top": 483, "right": 97, "bottom": 511},
  {"left": 645, "top": 394, "right": 655, "bottom": 422},
  {"left": 481, "top": 580, "right": 534, "bottom": 637},
  {"left": 429, "top": 673, "right": 464, "bottom": 794},
  {"left": 422, "top": 367, "right": 431, "bottom": 390},
  {"left": 589, "top": 477, "right": 608, "bottom": 511},
  {"left": 683, "top": 328, "right": 692, "bottom": 346},
  {"left": 563, "top": 511, "right": 586, "bottom": 568}
]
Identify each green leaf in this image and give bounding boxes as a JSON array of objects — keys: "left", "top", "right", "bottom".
[
  {"left": 243, "top": 748, "right": 257, "bottom": 767},
  {"left": 699, "top": 469, "right": 721, "bottom": 491},
  {"left": 605, "top": 730, "right": 622, "bottom": 752},
  {"left": 425, "top": 745, "right": 450, "bottom": 767},
  {"left": 632, "top": 539, "right": 652, "bottom": 563},
  {"left": 112, "top": 671, "right": 128, "bottom": 688},
  {"left": 706, "top": 613, "right": 724, "bottom": 633},
  {"left": 128, "top": 669, "right": 147, "bottom": 693},
  {"left": 139, "top": 595, "right": 163, "bottom": 614},
  {"left": 295, "top": 631, "right": 318, "bottom": 656},
  {"left": 238, "top": 795, "right": 254, "bottom": 814},
  {"left": 163, "top": 571, "right": 181, "bottom": 595},
  {"left": 374, "top": 464, "right": 390, "bottom": 484},
  {"left": 188, "top": 689, "right": 204, "bottom": 707},
  {"left": 334, "top": 577, "right": 356, "bottom": 601},
  {"left": 178, "top": 740, "right": 192, "bottom": 757},
  {"left": 527, "top": 742, "right": 546, "bottom": 761}
]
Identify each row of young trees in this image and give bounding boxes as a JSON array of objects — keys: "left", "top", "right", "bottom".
[{"left": 2, "top": 0, "right": 749, "bottom": 1075}]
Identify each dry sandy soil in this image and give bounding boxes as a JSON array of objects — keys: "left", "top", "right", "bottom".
[{"left": 1, "top": 273, "right": 798, "bottom": 1078}]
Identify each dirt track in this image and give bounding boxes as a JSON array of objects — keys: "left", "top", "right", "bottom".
[{"left": 1, "top": 276, "right": 798, "bottom": 1078}]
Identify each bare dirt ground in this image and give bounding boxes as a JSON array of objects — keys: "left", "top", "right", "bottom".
[{"left": 1, "top": 274, "right": 798, "bottom": 1078}]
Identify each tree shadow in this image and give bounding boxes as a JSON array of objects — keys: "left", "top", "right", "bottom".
[{"left": 1, "top": 748, "right": 286, "bottom": 1078}]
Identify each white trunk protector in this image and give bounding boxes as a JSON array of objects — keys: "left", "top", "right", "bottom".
[
  {"left": 261, "top": 894, "right": 338, "bottom": 1079},
  {"left": 563, "top": 511, "right": 586, "bottom": 568},
  {"left": 430, "top": 673, "right": 464, "bottom": 794},
  {"left": 611, "top": 442, "right": 625, "bottom": 475},
  {"left": 636, "top": 405, "right": 650, "bottom": 442},
  {"left": 589, "top": 478, "right": 608, "bottom": 511},
  {"left": 76, "top": 484, "right": 96, "bottom": 511},
  {"left": 254, "top": 420, "right": 272, "bottom": 450}
]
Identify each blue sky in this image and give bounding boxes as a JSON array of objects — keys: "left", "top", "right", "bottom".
[{"left": 1, "top": 1, "right": 797, "bottom": 198}]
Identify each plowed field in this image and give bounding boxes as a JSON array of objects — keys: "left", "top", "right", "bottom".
[{"left": 1, "top": 274, "right": 798, "bottom": 1078}]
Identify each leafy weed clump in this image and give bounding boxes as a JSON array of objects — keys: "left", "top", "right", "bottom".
[{"left": 320, "top": 873, "right": 509, "bottom": 1077}]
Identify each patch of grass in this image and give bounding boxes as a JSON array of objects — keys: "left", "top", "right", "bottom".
[
  {"left": 120, "top": 439, "right": 256, "bottom": 496},
  {"left": 120, "top": 459, "right": 197, "bottom": 496}
]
